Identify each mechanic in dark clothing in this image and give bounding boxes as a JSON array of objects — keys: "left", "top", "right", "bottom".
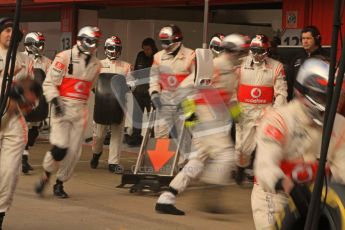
[
  {"left": 268, "top": 36, "right": 283, "bottom": 62},
  {"left": 126, "top": 38, "right": 158, "bottom": 146},
  {"left": 288, "top": 25, "right": 329, "bottom": 101}
]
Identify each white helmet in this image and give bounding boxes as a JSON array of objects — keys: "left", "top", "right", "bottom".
[
  {"left": 249, "top": 34, "right": 270, "bottom": 64},
  {"left": 220, "top": 34, "right": 250, "bottom": 65},
  {"left": 159, "top": 24, "right": 183, "bottom": 54},
  {"left": 24, "top": 32, "right": 45, "bottom": 57},
  {"left": 295, "top": 58, "right": 330, "bottom": 125},
  {"left": 209, "top": 33, "right": 225, "bottom": 56},
  {"left": 104, "top": 36, "right": 122, "bottom": 60},
  {"left": 221, "top": 34, "right": 249, "bottom": 52},
  {"left": 76, "top": 26, "right": 101, "bottom": 55}
]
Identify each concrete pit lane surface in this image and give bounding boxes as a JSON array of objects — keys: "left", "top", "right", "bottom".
[{"left": 5, "top": 140, "right": 255, "bottom": 230}]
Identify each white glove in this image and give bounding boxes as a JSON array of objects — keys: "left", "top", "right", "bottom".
[{"left": 126, "top": 80, "right": 136, "bottom": 91}]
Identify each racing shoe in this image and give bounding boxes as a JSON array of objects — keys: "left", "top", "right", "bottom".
[
  {"left": 126, "top": 132, "right": 143, "bottom": 147},
  {"left": 90, "top": 152, "right": 102, "bottom": 169},
  {"left": 155, "top": 189, "right": 184, "bottom": 215},
  {"left": 127, "top": 136, "right": 143, "bottom": 147},
  {"left": 108, "top": 164, "right": 123, "bottom": 174},
  {"left": 35, "top": 171, "right": 51, "bottom": 196},
  {"left": 22, "top": 155, "right": 33, "bottom": 174},
  {"left": 155, "top": 203, "right": 185, "bottom": 215},
  {"left": 53, "top": 180, "right": 69, "bottom": 198}
]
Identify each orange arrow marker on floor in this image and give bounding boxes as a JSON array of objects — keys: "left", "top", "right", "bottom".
[{"left": 147, "top": 138, "right": 175, "bottom": 172}]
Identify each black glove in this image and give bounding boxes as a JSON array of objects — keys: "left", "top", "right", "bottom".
[
  {"left": 290, "top": 183, "right": 311, "bottom": 220},
  {"left": 276, "top": 178, "right": 310, "bottom": 220},
  {"left": 10, "top": 85, "right": 25, "bottom": 103},
  {"left": 151, "top": 91, "right": 162, "bottom": 110},
  {"left": 51, "top": 97, "right": 65, "bottom": 117},
  {"left": 10, "top": 80, "right": 42, "bottom": 105}
]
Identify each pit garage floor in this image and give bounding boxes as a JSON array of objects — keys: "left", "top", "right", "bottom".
[{"left": 4, "top": 138, "right": 255, "bottom": 230}]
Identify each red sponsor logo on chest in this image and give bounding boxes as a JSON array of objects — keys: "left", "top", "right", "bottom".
[
  {"left": 55, "top": 61, "right": 65, "bottom": 70},
  {"left": 238, "top": 84, "right": 273, "bottom": 104},
  {"left": 159, "top": 73, "right": 188, "bottom": 90},
  {"left": 58, "top": 77, "right": 92, "bottom": 101}
]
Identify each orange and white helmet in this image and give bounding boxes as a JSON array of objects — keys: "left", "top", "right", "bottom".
[
  {"left": 104, "top": 36, "right": 122, "bottom": 60},
  {"left": 249, "top": 34, "right": 270, "bottom": 64},
  {"left": 76, "top": 26, "right": 101, "bottom": 55},
  {"left": 24, "top": 32, "right": 45, "bottom": 57}
]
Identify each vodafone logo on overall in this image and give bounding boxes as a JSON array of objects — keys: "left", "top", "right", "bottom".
[
  {"left": 167, "top": 75, "right": 177, "bottom": 87},
  {"left": 250, "top": 87, "right": 262, "bottom": 98},
  {"left": 74, "top": 81, "right": 86, "bottom": 93}
]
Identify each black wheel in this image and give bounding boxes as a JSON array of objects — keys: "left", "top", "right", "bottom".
[{"left": 274, "top": 183, "right": 345, "bottom": 230}]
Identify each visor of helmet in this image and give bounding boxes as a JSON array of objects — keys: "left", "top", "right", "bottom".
[
  {"left": 250, "top": 46, "right": 266, "bottom": 55},
  {"left": 106, "top": 45, "right": 121, "bottom": 52},
  {"left": 211, "top": 45, "right": 224, "bottom": 53},
  {"left": 84, "top": 37, "right": 98, "bottom": 47},
  {"left": 295, "top": 78, "right": 327, "bottom": 112},
  {"left": 160, "top": 39, "right": 173, "bottom": 46},
  {"left": 24, "top": 40, "right": 44, "bottom": 47}
]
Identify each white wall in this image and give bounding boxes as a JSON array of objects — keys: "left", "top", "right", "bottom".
[{"left": 78, "top": 9, "right": 99, "bottom": 29}]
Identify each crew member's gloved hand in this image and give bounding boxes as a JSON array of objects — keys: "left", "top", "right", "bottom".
[
  {"left": 127, "top": 80, "right": 136, "bottom": 91},
  {"left": 9, "top": 80, "right": 42, "bottom": 110},
  {"left": 181, "top": 98, "right": 198, "bottom": 128},
  {"left": 10, "top": 84, "right": 25, "bottom": 103},
  {"left": 185, "top": 113, "right": 198, "bottom": 128},
  {"left": 151, "top": 91, "right": 162, "bottom": 110},
  {"left": 275, "top": 177, "right": 310, "bottom": 220},
  {"left": 229, "top": 101, "right": 242, "bottom": 122},
  {"left": 51, "top": 97, "right": 65, "bottom": 117},
  {"left": 181, "top": 98, "right": 196, "bottom": 119},
  {"left": 289, "top": 183, "right": 310, "bottom": 220}
]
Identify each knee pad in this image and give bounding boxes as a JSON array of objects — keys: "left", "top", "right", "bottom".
[
  {"left": 27, "top": 126, "right": 39, "bottom": 147},
  {"left": 50, "top": 145, "right": 68, "bottom": 161}
]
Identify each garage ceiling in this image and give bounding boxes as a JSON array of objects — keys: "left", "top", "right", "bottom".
[{"left": 1, "top": 0, "right": 281, "bottom": 7}]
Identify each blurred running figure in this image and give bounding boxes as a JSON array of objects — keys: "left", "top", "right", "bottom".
[
  {"left": 252, "top": 58, "right": 345, "bottom": 229},
  {"left": 155, "top": 34, "right": 248, "bottom": 215}
]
